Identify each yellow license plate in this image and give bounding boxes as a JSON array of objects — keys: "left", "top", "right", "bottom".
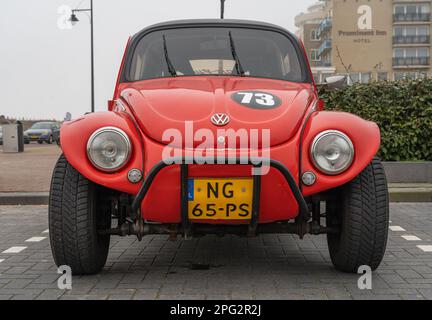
[
  {"left": 31, "top": 136, "right": 38, "bottom": 139},
  {"left": 188, "top": 178, "right": 253, "bottom": 220}
]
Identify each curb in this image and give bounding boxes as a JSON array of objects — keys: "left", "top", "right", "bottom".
[
  {"left": 0, "top": 187, "right": 431, "bottom": 205},
  {"left": 389, "top": 191, "right": 432, "bottom": 203},
  {"left": 0, "top": 192, "right": 49, "bottom": 205},
  {"left": 388, "top": 184, "right": 432, "bottom": 203}
]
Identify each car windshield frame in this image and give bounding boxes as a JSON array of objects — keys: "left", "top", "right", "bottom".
[{"left": 122, "top": 22, "right": 312, "bottom": 84}]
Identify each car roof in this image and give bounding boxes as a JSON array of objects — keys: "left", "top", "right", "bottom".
[
  {"left": 124, "top": 19, "right": 312, "bottom": 84},
  {"left": 132, "top": 19, "right": 297, "bottom": 40}
]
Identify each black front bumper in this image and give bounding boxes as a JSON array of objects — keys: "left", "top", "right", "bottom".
[{"left": 131, "top": 157, "right": 311, "bottom": 236}]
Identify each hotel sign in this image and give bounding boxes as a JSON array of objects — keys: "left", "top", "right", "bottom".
[{"left": 338, "top": 5, "right": 387, "bottom": 43}]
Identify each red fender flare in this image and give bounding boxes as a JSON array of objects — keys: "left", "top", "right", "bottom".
[
  {"left": 60, "top": 111, "right": 144, "bottom": 194},
  {"left": 300, "top": 110, "right": 381, "bottom": 196}
]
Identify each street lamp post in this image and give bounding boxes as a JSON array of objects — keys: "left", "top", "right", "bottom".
[
  {"left": 69, "top": 0, "right": 95, "bottom": 113},
  {"left": 220, "top": 0, "right": 226, "bottom": 19}
]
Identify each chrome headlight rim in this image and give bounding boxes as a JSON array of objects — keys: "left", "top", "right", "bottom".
[
  {"left": 310, "top": 130, "right": 354, "bottom": 175},
  {"left": 86, "top": 126, "right": 132, "bottom": 173}
]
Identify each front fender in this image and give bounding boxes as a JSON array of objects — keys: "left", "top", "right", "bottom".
[
  {"left": 301, "top": 111, "right": 380, "bottom": 196},
  {"left": 60, "top": 111, "right": 143, "bottom": 194}
]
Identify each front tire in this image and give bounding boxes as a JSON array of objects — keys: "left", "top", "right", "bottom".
[
  {"left": 48, "top": 155, "right": 111, "bottom": 275},
  {"left": 326, "top": 157, "right": 389, "bottom": 273}
]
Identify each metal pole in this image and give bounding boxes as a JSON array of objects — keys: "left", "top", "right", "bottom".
[
  {"left": 220, "top": 0, "right": 225, "bottom": 19},
  {"left": 90, "top": 0, "right": 95, "bottom": 113}
]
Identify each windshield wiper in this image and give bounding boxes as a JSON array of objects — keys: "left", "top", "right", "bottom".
[
  {"left": 228, "top": 31, "right": 245, "bottom": 77},
  {"left": 162, "top": 35, "right": 177, "bottom": 77}
]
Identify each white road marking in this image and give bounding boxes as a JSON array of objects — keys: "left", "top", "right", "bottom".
[
  {"left": 25, "top": 237, "right": 46, "bottom": 242},
  {"left": 389, "top": 226, "right": 406, "bottom": 232},
  {"left": 0, "top": 259, "right": 4, "bottom": 263},
  {"left": 2, "top": 246, "right": 27, "bottom": 254},
  {"left": 402, "top": 235, "right": 422, "bottom": 241},
  {"left": 417, "top": 245, "right": 432, "bottom": 252},
  {"left": 42, "top": 229, "right": 49, "bottom": 234}
]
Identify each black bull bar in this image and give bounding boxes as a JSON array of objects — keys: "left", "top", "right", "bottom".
[{"left": 127, "top": 157, "right": 314, "bottom": 237}]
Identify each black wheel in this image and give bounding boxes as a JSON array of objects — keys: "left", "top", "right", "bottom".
[
  {"left": 48, "top": 154, "right": 111, "bottom": 275},
  {"left": 326, "top": 157, "right": 389, "bottom": 273}
]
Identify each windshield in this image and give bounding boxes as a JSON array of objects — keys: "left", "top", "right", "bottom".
[
  {"left": 128, "top": 27, "right": 304, "bottom": 82},
  {"left": 31, "top": 122, "right": 53, "bottom": 130}
]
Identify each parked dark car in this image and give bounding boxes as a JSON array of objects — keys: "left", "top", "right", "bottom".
[{"left": 24, "top": 122, "right": 60, "bottom": 144}]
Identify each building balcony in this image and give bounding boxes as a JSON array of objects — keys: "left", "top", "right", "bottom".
[
  {"left": 318, "top": 39, "right": 332, "bottom": 57},
  {"left": 393, "top": 57, "right": 430, "bottom": 67},
  {"left": 393, "top": 35, "right": 430, "bottom": 45},
  {"left": 393, "top": 13, "right": 431, "bottom": 23},
  {"left": 317, "top": 18, "right": 332, "bottom": 38}
]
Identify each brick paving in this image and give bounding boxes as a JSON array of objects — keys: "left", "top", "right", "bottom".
[{"left": 0, "top": 203, "right": 431, "bottom": 300}]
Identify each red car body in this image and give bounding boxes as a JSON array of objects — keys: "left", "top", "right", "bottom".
[
  {"left": 60, "top": 20, "right": 380, "bottom": 225},
  {"left": 62, "top": 82, "right": 379, "bottom": 224}
]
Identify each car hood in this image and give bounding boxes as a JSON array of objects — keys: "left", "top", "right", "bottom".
[{"left": 120, "top": 77, "right": 314, "bottom": 148}]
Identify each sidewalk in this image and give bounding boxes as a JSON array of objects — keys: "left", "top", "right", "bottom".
[
  {"left": 0, "top": 145, "right": 431, "bottom": 204},
  {"left": 0, "top": 144, "right": 61, "bottom": 192}
]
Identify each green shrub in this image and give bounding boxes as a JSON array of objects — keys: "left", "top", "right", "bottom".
[{"left": 318, "top": 79, "right": 432, "bottom": 161}]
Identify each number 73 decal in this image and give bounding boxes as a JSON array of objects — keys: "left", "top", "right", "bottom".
[{"left": 231, "top": 91, "right": 281, "bottom": 109}]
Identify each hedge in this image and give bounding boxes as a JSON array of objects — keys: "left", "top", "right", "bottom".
[{"left": 318, "top": 78, "right": 432, "bottom": 161}]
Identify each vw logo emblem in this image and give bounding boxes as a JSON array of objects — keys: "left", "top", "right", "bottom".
[{"left": 211, "top": 113, "right": 230, "bottom": 126}]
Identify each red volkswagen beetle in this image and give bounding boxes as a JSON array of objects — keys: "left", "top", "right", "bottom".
[{"left": 49, "top": 19, "right": 389, "bottom": 275}]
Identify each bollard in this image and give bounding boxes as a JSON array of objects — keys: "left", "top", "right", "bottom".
[{"left": 2, "top": 123, "right": 24, "bottom": 153}]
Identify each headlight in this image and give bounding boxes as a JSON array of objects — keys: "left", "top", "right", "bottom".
[
  {"left": 87, "top": 127, "right": 131, "bottom": 172},
  {"left": 310, "top": 130, "right": 354, "bottom": 175}
]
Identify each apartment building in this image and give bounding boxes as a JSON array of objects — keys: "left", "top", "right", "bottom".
[{"left": 295, "top": 0, "right": 432, "bottom": 83}]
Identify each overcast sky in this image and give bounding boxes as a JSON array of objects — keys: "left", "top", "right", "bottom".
[{"left": 0, "top": 0, "right": 317, "bottom": 120}]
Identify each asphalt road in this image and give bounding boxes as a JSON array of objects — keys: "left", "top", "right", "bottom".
[{"left": 0, "top": 203, "right": 431, "bottom": 300}]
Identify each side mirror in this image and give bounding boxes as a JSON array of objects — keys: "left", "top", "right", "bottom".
[
  {"left": 107, "top": 100, "right": 115, "bottom": 110},
  {"left": 325, "top": 75, "right": 347, "bottom": 90}
]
